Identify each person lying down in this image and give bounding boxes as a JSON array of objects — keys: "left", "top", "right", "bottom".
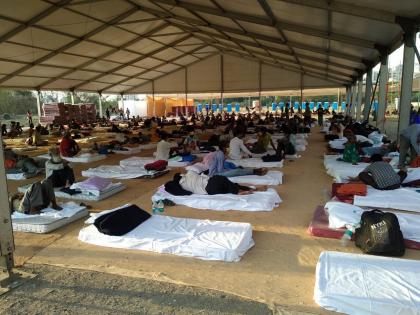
[
  {"left": 9, "top": 178, "right": 62, "bottom": 214},
  {"left": 164, "top": 171, "right": 264, "bottom": 196}
]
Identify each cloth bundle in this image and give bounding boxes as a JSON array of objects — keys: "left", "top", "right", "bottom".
[
  {"left": 93, "top": 204, "right": 151, "bottom": 236},
  {"left": 144, "top": 160, "right": 168, "bottom": 171}
]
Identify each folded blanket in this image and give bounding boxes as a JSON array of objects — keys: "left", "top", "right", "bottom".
[
  {"left": 82, "top": 165, "right": 149, "bottom": 179},
  {"left": 73, "top": 176, "right": 112, "bottom": 191},
  {"left": 152, "top": 186, "right": 281, "bottom": 211}
]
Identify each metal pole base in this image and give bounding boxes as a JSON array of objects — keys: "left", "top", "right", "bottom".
[{"left": 0, "top": 268, "right": 36, "bottom": 296}]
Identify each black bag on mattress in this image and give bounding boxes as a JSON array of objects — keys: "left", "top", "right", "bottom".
[
  {"left": 94, "top": 205, "right": 151, "bottom": 236},
  {"left": 355, "top": 209, "right": 405, "bottom": 257}
]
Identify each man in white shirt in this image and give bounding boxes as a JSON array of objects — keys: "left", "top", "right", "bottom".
[
  {"left": 155, "top": 134, "right": 177, "bottom": 160},
  {"left": 229, "top": 130, "right": 253, "bottom": 160}
]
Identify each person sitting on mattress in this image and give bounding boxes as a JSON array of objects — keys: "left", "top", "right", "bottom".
[
  {"left": 59, "top": 132, "right": 80, "bottom": 157},
  {"left": 229, "top": 129, "right": 254, "bottom": 160},
  {"left": 9, "top": 178, "right": 62, "bottom": 214},
  {"left": 155, "top": 133, "right": 177, "bottom": 160},
  {"left": 351, "top": 154, "right": 407, "bottom": 190},
  {"left": 165, "top": 172, "right": 254, "bottom": 196},
  {"left": 182, "top": 131, "right": 199, "bottom": 153},
  {"left": 33, "top": 125, "right": 48, "bottom": 146},
  {"left": 45, "top": 146, "right": 75, "bottom": 188},
  {"left": 204, "top": 142, "right": 267, "bottom": 177},
  {"left": 251, "top": 127, "right": 276, "bottom": 154},
  {"left": 341, "top": 133, "right": 360, "bottom": 165}
]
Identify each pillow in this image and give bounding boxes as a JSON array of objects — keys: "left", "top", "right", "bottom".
[{"left": 94, "top": 204, "right": 151, "bottom": 236}]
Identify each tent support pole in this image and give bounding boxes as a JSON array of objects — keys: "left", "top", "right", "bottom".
[
  {"left": 98, "top": 93, "right": 103, "bottom": 118},
  {"left": 36, "top": 90, "right": 41, "bottom": 123},
  {"left": 397, "top": 22, "right": 417, "bottom": 136},
  {"left": 356, "top": 79, "right": 363, "bottom": 121},
  {"left": 363, "top": 67, "right": 373, "bottom": 121},
  {"left": 377, "top": 56, "right": 389, "bottom": 131}
]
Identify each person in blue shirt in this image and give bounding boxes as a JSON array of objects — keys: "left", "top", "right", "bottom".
[{"left": 399, "top": 124, "right": 420, "bottom": 169}]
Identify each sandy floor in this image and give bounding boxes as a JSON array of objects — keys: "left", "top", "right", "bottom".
[{"left": 8, "top": 128, "right": 420, "bottom": 314}]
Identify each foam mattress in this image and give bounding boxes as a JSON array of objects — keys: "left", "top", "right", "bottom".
[
  {"left": 152, "top": 186, "right": 281, "bottom": 211},
  {"left": 354, "top": 187, "right": 420, "bottom": 212},
  {"left": 228, "top": 171, "right": 283, "bottom": 185},
  {"left": 12, "top": 202, "right": 88, "bottom": 233},
  {"left": 227, "top": 158, "right": 283, "bottom": 168},
  {"left": 79, "top": 210, "right": 254, "bottom": 262},
  {"left": 38, "top": 153, "right": 106, "bottom": 163},
  {"left": 120, "top": 156, "right": 189, "bottom": 168},
  {"left": 18, "top": 182, "right": 126, "bottom": 201},
  {"left": 314, "top": 251, "right": 420, "bottom": 315}
]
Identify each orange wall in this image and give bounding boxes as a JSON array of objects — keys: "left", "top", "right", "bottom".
[{"left": 147, "top": 97, "right": 194, "bottom": 116}]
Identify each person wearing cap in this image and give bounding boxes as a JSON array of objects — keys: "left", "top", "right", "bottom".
[{"left": 45, "top": 146, "right": 75, "bottom": 188}]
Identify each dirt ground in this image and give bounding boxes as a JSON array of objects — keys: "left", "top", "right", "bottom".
[
  {"left": 5, "top": 125, "right": 420, "bottom": 314},
  {"left": 0, "top": 264, "right": 272, "bottom": 315}
]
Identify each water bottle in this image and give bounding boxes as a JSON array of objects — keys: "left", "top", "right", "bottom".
[
  {"left": 340, "top": 229, "right": 353, "bottom": 247},
  {"left": 152, "top": 201, "right": 158, "bottom": 214},
  {"left": 157, "top": 200, "right": 164, "bottom": 213}
]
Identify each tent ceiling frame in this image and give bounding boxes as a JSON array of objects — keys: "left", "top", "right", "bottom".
[
  {"left": 275, "top": 0, "right": 397, "bottom": 24},
  {"left": 0, "top": 6, "right": 141, "bottom": 85},
  {"left": 139, "top": 6, "right": 366, "bottom": 64},
  {"left": 124, "top": 51, "right": 220, "bottom": 93},
  {"left": 150, "top": 0, "right": 378, "bottom": 49},
  {"left": 100, "top": 43, "right": 208, "bottom": 92},
  {"left": 38, "top": 21, "right": 174, "bottom": 88},
  {"left": 0, "top": 0, "right": 72, "bottom": 44},
  {"left": 257, "top": 0, "right": 302, "bottom": 69},
  {"left": 169, "top": 22, "right": 362, "bottom": 71},
  {"left": 197, "top": 37, "right": 353, "bottom": 79},
  {"left": 69, "top": 34, "right": 194, "bottom": 90},
  {"left": 136, "top": 0, "right": 351, "bottom": 84}
]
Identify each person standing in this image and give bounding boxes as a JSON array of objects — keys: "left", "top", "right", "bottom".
[
  {"left": 398, "top": 124, "right": 420, "bottom": 169},
  {"left": 27, "top": 110, "right": 33, "bottom": 125},
  {"left": 126, "top": 108, "right": 130, "bottom": 120},
  {"left": 105, "top": 108, "right": 110, "bottom": 120},
  {"left": 317, "top": 105, "right": 324, "bottom": 126}
]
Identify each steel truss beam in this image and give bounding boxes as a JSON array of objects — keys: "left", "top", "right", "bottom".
[{"left": 151, "top": 0, "right": 377, "bottom": 49}]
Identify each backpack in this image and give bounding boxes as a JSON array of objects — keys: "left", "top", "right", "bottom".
[{"left": 355, "top": 210, "right": 405, "bottom": 257}]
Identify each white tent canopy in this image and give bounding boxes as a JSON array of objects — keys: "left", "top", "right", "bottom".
[{"left": 0, "top": 0, "right": 419, "bottom": 94}]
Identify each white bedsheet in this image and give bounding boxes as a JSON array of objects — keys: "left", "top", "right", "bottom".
[
  {"left": 354, "top": 187, "right": 420, "bottom": 212},
  {"left": 38, "top": 153, "right": 106, "bottom": 163},
  {"left": 228, "top": 171, "right": 283, "bottom": 185},
  {"left": 152, "top": 186, "right": 281, "bottom": 211},
  {"left": 314, "top": 251, "right": 420, "bottom": 315},
  {"left": 325, "top": 201, "right": 420, "bottom": 242},
  {"left": 227, "top": 158, "right": 283, "bottom": 168},
  {"left": 79, "top": 209, "right": 254, "bottom": 262},
  {"left": 82, "top": 165, "right": 149, "bottom": 179},
  {"left": 324, "top": 155, "right": 368, "bottom": 182},
  {"left": 112, "top": 146, "right": 142, "bottom": 155},
  {"left": 12, "top": 202, "right": 85, "bottom": 219},
  {"left": 120, "top": 156, "right": 189, "bottom": 168}
]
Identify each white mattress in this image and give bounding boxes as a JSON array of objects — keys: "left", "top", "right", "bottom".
[
  {"left": 228, "top": 171, "right": 283, "bottom": 185},
  {"left": 112, "top": 146, "right": 142, "bottom": 155},
  {"left": 152, "top": 186, "right": 281, "bottom": 211},
  {"left": 314, "top": 251, "right": 420, "bottom": 315},
  {"left": 324, "top": 155, "right": 418, "bottom": 184},
  {"left": 12, "top": 202, "right": 88, "bottom": 233},
  {"left": 324, "top": 155, "right": 368, "bottom": 182},
  {"left": 37, "top": 153, "right": 106, "bottom": 163},
  {"left": 120, "top": 156, "right": 189, "bottom": 168},
  {"left": 82, "top": 165, "right": 150, "bottom": 179},
  {"left": 6, "top": 170, "right": 41, "bottom": 180},
  {"left": 18, "top": 183, "right": 126, "bottom": 201},
  {"left": 354, "top": 187, "right": 420, "bottom": 212},
  {"left": 138, "top": 143, "right": 158, "bottom": 150},
  {"left": 227, "top": 158, "right": 283, "bottom": 168},
  {"left": 79, "top": 211, "right": 254, "bottom": 262},
  {"left": 325, "top": 201, "right": 420, "bottom": 242}
]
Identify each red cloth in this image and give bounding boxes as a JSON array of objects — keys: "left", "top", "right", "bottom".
[
  {"left": 335, "top": 183, "right": 367, "bottom": 196},
  {"left": 4, "top": 159, "right": 16, "bottom": 169},
  {"left": 60, "top": 138, "right": 75, "bottom": 157},
  {"left": 410, "top": 156, "right": 420, "bottom": 168},
  {"left": 144, "top": 160, "right": 167, "bottom": 171}
]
